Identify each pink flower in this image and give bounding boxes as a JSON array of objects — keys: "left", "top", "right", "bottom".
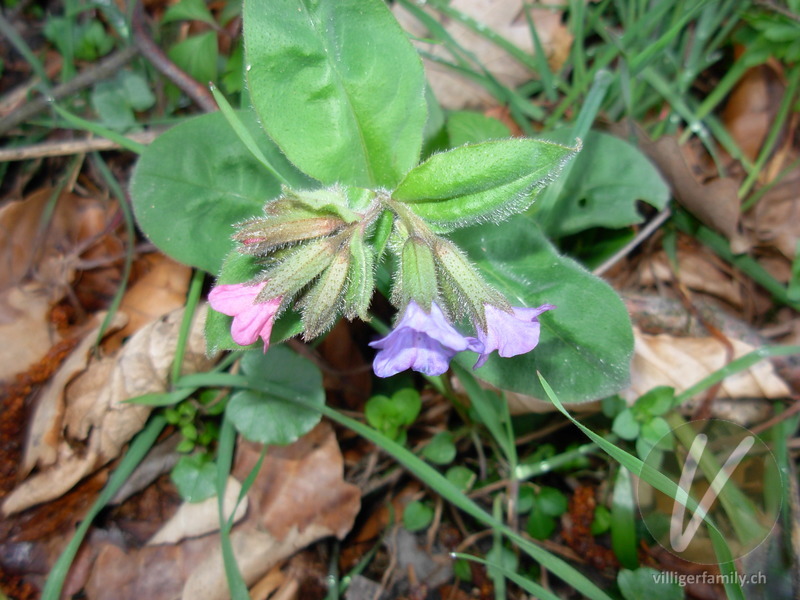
[
  {"left": 474, "top": 304, "right": 555, "bottom": 369},
  {"left": 369, "top": 301, "right": 482, "bottom": 377},
  {"left": 208, "top": 282, "right": 282, "bottom": 352}
]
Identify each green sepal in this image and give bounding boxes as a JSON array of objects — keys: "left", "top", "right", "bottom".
[
  {"left": 255, "top": 237, "right": 336, "bottom": 303},
  {"left": 371, "top": 210, "right": 394, "bottom": 262},
  {"left": 433, "top": 238, "right": 506, "bottom": 325},
  {"left": 298, "top": 250, "right": 351, "bottom": 339},
  {"left": 393, "top": 138, "right": 578, "bottom": 230},
  {"left": 234, "top": 212, "right": 346, "bottom": 256},
  {"left": 397, "top": 237, "right": 438, "bottom": 310},
  {"left": 343, "top": 233, "right": 375, "bottom": 321}
]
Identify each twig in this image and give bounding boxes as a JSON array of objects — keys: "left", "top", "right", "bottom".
[
  {"left": 0, "top": 129, "right": 164, "bottom": 161},
  {"left": 754, "top": 0, "right": 800, "bottom": 23},
  {"left": 132, "top": 1, "right": 217, "bottom": 113},
  {"left": 0, "top": 45, "right": 139, "bottom": 136},
  {"left": 593, "top": 207, "right": 672, "bottom": 276}
]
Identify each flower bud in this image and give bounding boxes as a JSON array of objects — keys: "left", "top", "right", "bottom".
[
  {"left": 234, "top": 212, "right": 346, "bottom": 255},
  {"left": 299, "top": 249, "right": 351, "bottom": 339},
  {"left": 255, "top": 237, "right": 337, "bottom": 303},
  {"left": 395, "top": 236, "right": 438, "bottom": 310},
  {"left": 343, "top": 233, "right": 375, "bottom": 321},
  {"left": 433, "top": 238, "right": 507, "bottom": 326}
]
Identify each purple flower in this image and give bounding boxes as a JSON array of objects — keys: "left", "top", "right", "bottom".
[
  {"left": 208, "top": 282, "right": 282, "bottom": 352},
  {"left": 474, "top": 304, "right": 555, "bottom": 369},
  {"left": 370, "top": 301, "right": 482, "bottom": 377}
]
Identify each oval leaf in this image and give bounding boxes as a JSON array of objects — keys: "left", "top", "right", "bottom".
[
  {"left": 394, "top": 139, "right": 577, "bottom": 230},
  {"left": 226, "top": 345, "right": 323, "bottom": 445},
  {"left": 244, "top": 0, "right": 427, "bottom": 188},
  {"left": 541, "top": 129, "right": 670, "bottom": 238},
  {"left": 131, "top": 111, "right": 309, "bottom": 273},
  {"left": 452, "top": 215, "right": 633, "bottom": 403}
]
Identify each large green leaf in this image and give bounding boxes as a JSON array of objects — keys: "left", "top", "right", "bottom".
[
  {"left": 130, "top": 111, "right": 310, "bottom": 273},
  {"left": 452, "top": 215, "right": 633, "bottom": 403},
  {"left": 540, "top": 130, "right": 669, "bottom": 239},
  {"left": 394, "top": 139, "right": 577, "bottom": 230},
  {"left": 244, "top": 0, "right": 427, "bottom": 188},
  {"left": 226, "top": 346, "right": 323, "bottom": 445}
]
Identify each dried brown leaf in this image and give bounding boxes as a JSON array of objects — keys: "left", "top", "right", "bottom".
[
  {"left": 0, "top": 285, "right": 63, "bottom": 381},
  {"left": 21, "top": 312, "right": 127, "bottom": 475},
  {"left": 643, "top": 136, "right": 748, "bottom": 252},
  {"left": 2, "top": 304, "right": 215, "bottom": 515},
  {"left": 147, "top": 476, "right": 248, "bottom": 546},
  {"left": 744, "top": 167, "right": 800, "bottom": 259},
  {"left": 104, "top": 254, "right": 192, "bottom": 351},
  {"left": 722, "top": 62, "right": 785, "bottom": 163},
  {"left": 624, "top": 326, "right": 791, "bottom": 404},
  {"left": 78, "top": 423, "right": 360, "bottom": 600}
]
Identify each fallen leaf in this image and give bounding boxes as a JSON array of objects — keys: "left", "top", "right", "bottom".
[
  {"left": 636, "top": 246, "right": 745, "bottom": 309},
  {"left": 744, "top": 166, "right": 800, "bottom": 259},
  {"left": 393, "top": 0, "right": 572, "bottom": 109},
  {"left": 0, "top": 186, "right": 124, "bottom": 379},
  {"left": 642, "top": 136, "right": 748, "bottom": 252},
  {"left": 623, "top": 326, "right": 791, "bottom": 404},
  {"left": 0, "top": 285, "right": 63, "bottom": 381},
  {"left": 2, "top": 304, "right": 215, "bottom": 515},
  {"left": 722, "top": 61, "right": 785, "bottom": 163},
  {"left": 147, "top": 476, "right": 248, "bottom": 546},
  {"left": 78, "top": 423, "right": 360, "bottom": 600},
  {"left": 104, "top": 254, "right": 192, "bottom": 351},
  {"left": 242, "top": 422, "right": 360, "bottom": 536},
  {"left": 21, "top": 312, "right": 127, "bottom": 475}
]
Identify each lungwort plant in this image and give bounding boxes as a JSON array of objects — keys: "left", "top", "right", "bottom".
[{"left": 131, "top": 0, "right": 633, "bottom": 403}]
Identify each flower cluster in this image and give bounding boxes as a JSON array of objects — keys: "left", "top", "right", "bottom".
[{"left": 206, "top": 185, "right": 555, "bottom": 376}]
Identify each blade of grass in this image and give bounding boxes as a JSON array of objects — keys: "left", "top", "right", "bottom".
[
  {"left": 490, "top": 496, "right": 507, "bottom": 600},
  {"left": 673, "top": 344, "right": 800, "bottom": 406},
  {"left": 523, "top": 5, "right": 557, "bottom": 102},
  {"left": 739, "top": 63, "right": 800, "bottom": 199},
  {"left": 90, "top": 153, "right": 136, "bottom": 348},
  {"left": 663, "top": 411, "right": 769, "bottom": 547},
  {"left": 208, "top": 83, "right": 292, "bottom": 187},
  {"left": 513, "top": 441, "right": 599, "bottom": 480},
  {"left": 216, "top": 413, "right": 250, "bottom": 600},
  {"left": 610, "top": 466, "right": 639, "bottom": 569},
  {"left": 537, "top": 374, "right": 744, "bottom": 600},
  {"left": 51, "top": 104, "right": 148, "bottom": 154},
  {"left": 171, "top": 269, "right": 205, "bottom": 386},
  {"left": 426, "top": 0, "right": 541, "bottom": 73},
  {"left": 0, "top": 12, "right": 51, "bottom": 86},
  {"left": 452, "top": 363, "right": 516, "bottom": 465},
  {"left": 41, "top": 415, "right": 166, "bottom": 600},
  {"left": 535, "top": 69, "right": 611, "bottom": 227},
  {"left": 453, "top": 552, "right": 563, "bottom": 600}
]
